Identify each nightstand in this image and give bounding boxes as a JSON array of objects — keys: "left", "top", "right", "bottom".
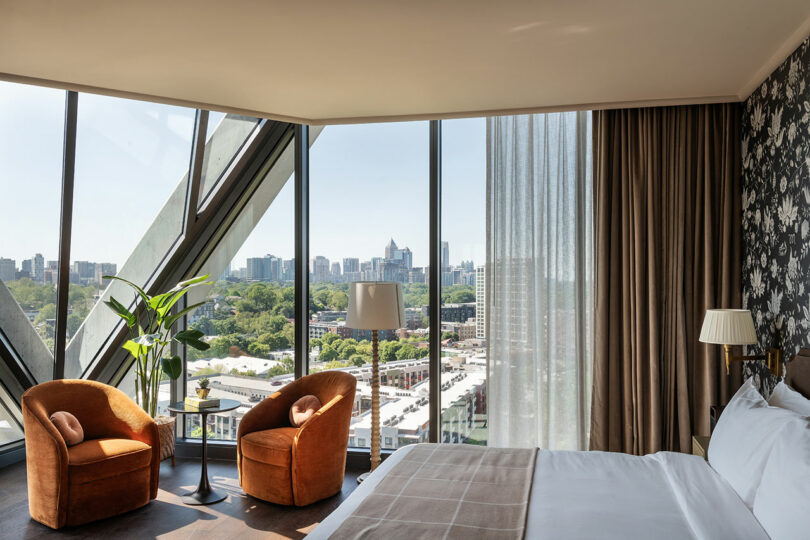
[{"left": 692, "top": 435, "right": 710, "bottom": 460}]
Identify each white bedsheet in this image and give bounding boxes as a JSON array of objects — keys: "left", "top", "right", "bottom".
[{"left": 308, "top": 445, "right": 768, "bottom": 539}]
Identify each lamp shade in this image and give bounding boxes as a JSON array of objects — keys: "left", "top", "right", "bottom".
[
  {"left": 698, "top": 309, "right": 758, "bottom": 345},
  {"left": 346, "top": 282, "right": 405, "bottom": 330}
]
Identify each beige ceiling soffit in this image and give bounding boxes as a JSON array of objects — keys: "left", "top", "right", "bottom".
[
  {"left": 739, "top": 17, "right": 810, "bottom": 100},
  {"left": 0, "top": 72, "right": 740, "bottom": 126},
  {"left": 309, "top": 95, "right": 742, "bottom": 126},
  {"left": 0, "top": 72, "right": 312, "bottom": 126}
]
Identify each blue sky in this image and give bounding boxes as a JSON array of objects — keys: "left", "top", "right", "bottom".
[{"left": 0, "top": 81, "right": 485, "bottom": 272}]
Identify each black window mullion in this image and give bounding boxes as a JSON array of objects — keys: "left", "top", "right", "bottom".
[
  {"left": 294, "top": 124, "right": 310, "bottom": 379},
  {"left": 184, "top": 109, "right": 208, "bottom": 231},
  {"left": 429, "top": 120, "right": 442, "bottom": 443},
  {"left": 53, "top": 91, "right": 78, "bottom": 380}
]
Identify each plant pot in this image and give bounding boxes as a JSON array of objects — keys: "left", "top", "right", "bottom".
[
  {"left": 154, "top": 415, "right": 176, "bottom": 466},
  {"left": 196, "top": 388, "right": 210, "bottom": 399}
]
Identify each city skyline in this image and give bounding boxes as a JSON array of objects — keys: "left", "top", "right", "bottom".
[{"left": 1, "top": 82, "right": 485, "bottom": 270}]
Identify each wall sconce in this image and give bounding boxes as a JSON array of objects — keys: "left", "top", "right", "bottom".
[{"left": 699, "top": 309, "right": 782, "bottom": 377}]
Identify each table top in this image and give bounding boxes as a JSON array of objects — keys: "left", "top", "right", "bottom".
[{"left": 167, "top": 398, "right": 241, "bottom": 414}]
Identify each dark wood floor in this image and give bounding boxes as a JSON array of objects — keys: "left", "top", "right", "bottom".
[{"left": 0, "top": 458, "right": 359, "bottom": 539}]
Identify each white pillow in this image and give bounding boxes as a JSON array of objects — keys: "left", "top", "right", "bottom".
[
  {"left": 753, "top": 423, "right": 810, "bottom": 540},
  {"left": 708, "top": 377, "right": 802, "bottom": 508},
  {"left": 768, "top": 381, "right": 810, "bottom": 416}
]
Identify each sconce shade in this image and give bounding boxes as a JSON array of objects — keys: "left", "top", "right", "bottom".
[
  {"left": 699, "top": 309, "right": 758, "bottom": 345},
  {"left": 346, "top": 282, "right": 405, "bottom": 330}
]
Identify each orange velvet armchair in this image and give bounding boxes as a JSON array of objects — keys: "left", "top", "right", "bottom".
[
  {"left": 21, "top": 379, "right": 160, "bottom": 529},
  {"left": 237, "top": 371, "right": 357, "bottom": 506}
]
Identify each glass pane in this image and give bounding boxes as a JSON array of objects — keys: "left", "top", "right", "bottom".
[
  {"left": 65, "top": 94, "right": 195, "bottom": 377},
  {"left": 0, "top": 81, "right": 63, "bottom": 383},
  {"left": 441, "top": 118, "right": 488, "bottom": 445},
  {"left": 0, "top": 386, "right": 23, "bottom": 446},
  {"left": 197, "top": 112, "right": 260, "bottom": 206},
  {"left": 309, "top": 122, "right": 430, "bottom": 450},
  {"left": 184, "top": 147, "right": 297, "bottom": 441}
]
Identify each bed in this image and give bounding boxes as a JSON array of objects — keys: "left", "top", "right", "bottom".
[{"left": 308, "top": 354, "right": 810, "bottom": 539}]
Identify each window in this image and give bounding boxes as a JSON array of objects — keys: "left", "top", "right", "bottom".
[
  {"left": 0, "top": 385, "right": 23, "bottom": 446},
  {"left": 309, "top": 122, "right": 431, "bottom": 450},
  {"left": 180, "top": 123, "right": 298, "bottom": 440},
  {"left": 64, "top": 94, "right": 196, "bottom": 378},
  {"left": 197, "top": 113, "right": 260, "bottom": 206},
  {"left": 440, "top": 118, "right": 488, "bottom": 445},
  {"left": 0, "top": 81, "right": 64, "bottom": 383}
]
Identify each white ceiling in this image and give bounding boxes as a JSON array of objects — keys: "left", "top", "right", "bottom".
[{"left": 1, "top": 0, "right": 809, "bottom": 124}]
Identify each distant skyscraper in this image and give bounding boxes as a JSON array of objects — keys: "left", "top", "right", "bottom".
[
  {"left": 32, "top": 254, "right": 44, "bottom": 283},
  {"left": 385, "top": 238, "right": 398, "bottom": 260},
  {"left": 342, "top": 258, "right": 359, "bottom": 274},
  {"left": 331, "top": 262, "right": 342, "bottom": 282},
  {"left": 246, "top": 257, "right": 267, "bottom": 281},
  {"left": 95, "top": 263, "right": 117, "bottom": 286},
  {"left": 282, "top": 259, "right": 295, "bottom": 281},
  {"left": 73, "top": 261, "right": 95, "bottom": 280},
  {"left": 268, "top": 255, "right": 282, "bottom": 282},
  {"left": 0, "top": 258, "right": 15, "bottom": 283},
  {"left": 312, "top": 256, "right": 330, "bottom": 282},
  {"left": 441, "top": 241, "right": 450, "bottom": 270},
  {"left": 21, "top": 259, "right": 32, "bottom": 277},
  {"left": 475, "top": 265, "right": 486, "bottom": 339}
]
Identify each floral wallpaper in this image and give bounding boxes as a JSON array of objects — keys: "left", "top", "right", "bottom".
[{"left": 741, "top": 36, "right": 810, "bottom": 395}]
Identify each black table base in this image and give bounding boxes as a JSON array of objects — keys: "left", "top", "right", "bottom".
[{"left": 182, "top": 409, "right": 225, "bottom": 505}]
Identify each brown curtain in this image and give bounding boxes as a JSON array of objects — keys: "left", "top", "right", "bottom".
[{"left": 590, "top": 104, "right": 743, "bottom": 454}]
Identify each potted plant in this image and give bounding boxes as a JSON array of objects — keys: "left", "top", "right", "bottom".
[
  {"left": 196, "top": 377, "right": 210, "bottom": 399},
  {"left": 103, "top": 274, "right": 212, "bottom": 463}
]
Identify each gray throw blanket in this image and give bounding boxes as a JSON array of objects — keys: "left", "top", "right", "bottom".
[{"left": 331, "top": 443, "right": 537, "bottom": 539}]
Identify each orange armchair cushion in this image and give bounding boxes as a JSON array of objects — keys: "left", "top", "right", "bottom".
[
  {"left": 240, "top": 427, "right": 297, "bottom": 467},
  {"left": 50, "top": 411, "right": 84, "bottom": 446},
  {"left": 68, "top": 438, "right": 152, "bottom": 484},
  {"left": 289, "top": 394, "right": 321, "bottom": 427}
]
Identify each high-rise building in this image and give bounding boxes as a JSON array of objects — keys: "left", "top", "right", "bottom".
[
  {"left": 32, "top": 254, "right": 44, "bottom": 283},
  {"left": 330, "top": 262, "right": 341, "bottom": 282},
  {"left": 268, "top": 255, "right": 282, "bottom": 282},
  {"left": 312, "top": 256, "right": 330, "bottom": 282},
  {"left": 441, "top": 241, "right": 450, "bottom": 270},
  {"left": 0, "top": 258, "right": 16, "bottom": 283},
  {"left": 476, "top": 265, "right": 486, "bottom": 339},
  {"left": 73, "top": 261, "right": 95, "bottom": 280},
  {"left": 342, "top": 258, "right": 359, "bottom": 274},
  {"left": 384, "top": 238, "right": 398, "bottom": 260},
  {"left": 246, "top": 257, "right": 267, "bottom": 281},
  {"left": 282, "top": 259, "right": 295, "bottom": 281},
  {"left": 21, "top": 259, "right": 32, "bottom": 277},
  {"left": 95, "top": 263, "right": 117, "bottom": 286}
]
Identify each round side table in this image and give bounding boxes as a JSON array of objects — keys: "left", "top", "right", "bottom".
[{"left": 167, "top": 398, "right": 240, "bottom": 505}]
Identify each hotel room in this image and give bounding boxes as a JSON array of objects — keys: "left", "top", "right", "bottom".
[{"left": 1, "top": 1, "right": 809, "bottom": 538}]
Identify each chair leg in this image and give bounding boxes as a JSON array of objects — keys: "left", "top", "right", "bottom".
[{"left": 172, "top": 455, "right": 175, "bottom": 466}]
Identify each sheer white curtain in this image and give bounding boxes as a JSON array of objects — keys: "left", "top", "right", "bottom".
[{"left": 486, "top": 112, "right": 593, "bottom": 450}]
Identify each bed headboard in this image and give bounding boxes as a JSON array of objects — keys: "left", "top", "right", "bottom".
[{"left": 785, "top": 349, "right": 810, "bottom": 399}]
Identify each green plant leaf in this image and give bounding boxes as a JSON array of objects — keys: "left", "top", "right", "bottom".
[
  {"left": 174, "top": 328, "right": 210, "bottom": 351},
  {"left": 177, "top": 274, "right": 211, "bottom": 288},
  {"left": 103, "top": 275, "right": 150, "bottom": 306},
  {"left": 123, "top": 339, "right": 149, "bottom": 358},
  {"left": 103, "top": 296, "right": 136, "bottom": 327},
  {"left": 163, "top": 301, "right": 207, "bottom": 330},
  {"left": 148, "top": 291, "right": 174, "bottom": 311},
  {"left": 155, "top": 289, "right": 189, "bottom": 319},
  {"left": 161, "top": 355, "right": 182, "bottom": 380}
]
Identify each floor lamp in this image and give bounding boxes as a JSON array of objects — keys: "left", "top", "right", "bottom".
[{"left": 346, "top": 281, "right": 404, "bottom": 483}]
